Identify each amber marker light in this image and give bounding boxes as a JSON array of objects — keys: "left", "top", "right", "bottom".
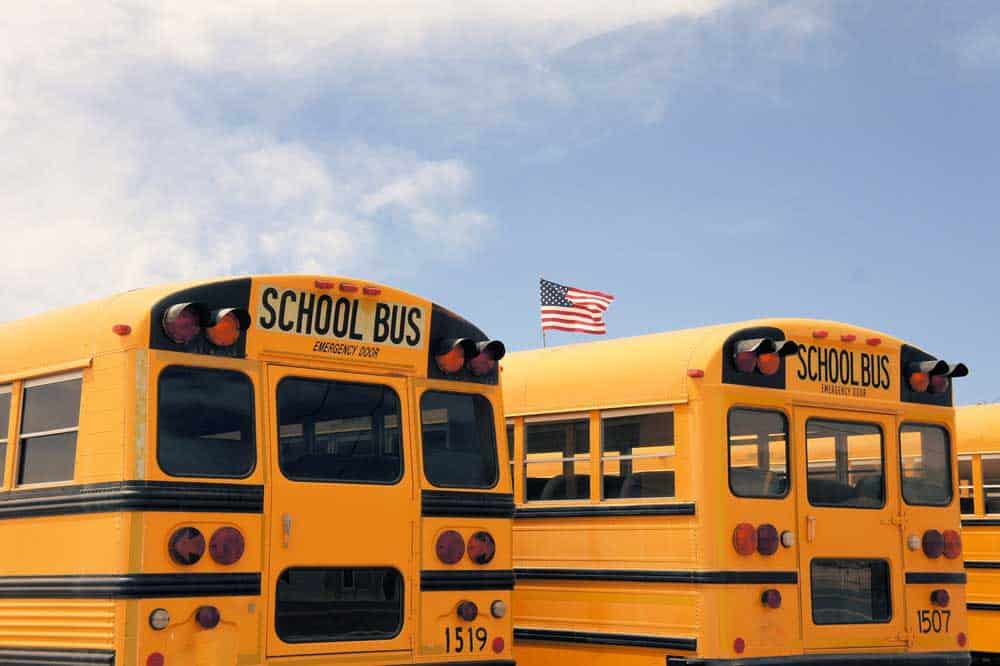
[
  {"left": 757, "top": 352, "right": 781, "bottom": 376},
  {"left": 207, "top": 309, "right": 249, "bottom": 347},
  {"left": 435, "top": 339, "right": 475, "bottom": 374},
  {"left": 909, "top": 371, "right": 930, "bottom": 393}
]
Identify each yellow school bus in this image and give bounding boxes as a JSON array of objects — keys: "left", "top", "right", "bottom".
[
  {"left": 503, "top": 319, "right": 969, "bottom": 665},
  {"left": 956, "top": 404, "right": 1000, "bottom": 662},
  {"left": 0, "top": 275, "right": 513, "bottom": 666}
]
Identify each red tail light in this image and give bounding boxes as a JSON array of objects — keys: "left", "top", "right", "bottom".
[
  {"left": 468, "top": 531, "right": 496, "bottom": 564},
  {"left": 757, "top": 524, "right": 779, "bottom": 555},
  {"left": 168, "top": 526, "right": 205, "bottom": 565},
  {"left": 146, "top": 654, "right": 165, "bottom": 666},
  {"left": 457, "top": 601, "right": 478, "bottom": 621},
  {"left": 195, "top": 605, "right": 221, "bottom": 629},
  {"left": 436, "top": 530, "right": 465, "bottom": 564},
  {"left": 162, "top": 303, "right": 205, "bottom": 344},
  {"left": 733, "top": 523, "right": 757, "bottom": 556},
  {"left": 943, "top": 530, "right": 962, "bottom": 559},
  {"left": 209, "top": 527, "right": 245, "bottom": 565},
  {"left": 922, "top": 529, "right": 944, "bottom": 559}
]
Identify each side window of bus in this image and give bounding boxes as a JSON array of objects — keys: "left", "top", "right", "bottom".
[
  {"left": 525, "top": 419, "right": 589, "bottom": 501},
  {"left": 506, "top": 423, "right": 515, "bottom": 482},
  {"left": 806, "top": 419, "right": 884, "bottom": 508},
  {"left": 899, "top": 424, "right": 952, "bottom": 506},
  {"left": 278, "top": 378, "right": 402, "bottom": 484},
  {"left": 602, "top": 411, "right": 675, "bottom": 499},
  {"left": 275, "top": 567, "right": 403, "bottom": 643},
  {"left": 18, "top": 376, "right": 82, "bottom": 485},
  {"left": 0, "top": 386, "right": 11, "bottom": 485},
  {"left": 420, "top": 392, "right": 498, "bottom": 489},
  {"left": 958, "top": 457, "right": 974, "bottom": 514},
  {"left": 157, "top": 367, "right": 256, "bottom": 478},
  {"left": 727, "top": 409, "right": 789, "bottom": 499},
  {"left": 983, "top": 456, "right": 1000, "bottom": 514}
]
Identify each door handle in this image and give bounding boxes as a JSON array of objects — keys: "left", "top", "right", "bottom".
[
  {"left": 282, "top": 513, "right": 292, "bottom": 548},
  {"left": 806, "top": 515, "right": 816, "bottom": 543}
]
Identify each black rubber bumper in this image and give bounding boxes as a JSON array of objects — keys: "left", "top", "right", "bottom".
[{"left": 668, "top": 652, "right": 969, "bottom": 666}]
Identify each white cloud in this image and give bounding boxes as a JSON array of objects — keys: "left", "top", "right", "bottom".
[{"left": 955, "top": 16, "right": 1000, "bottom": 68}]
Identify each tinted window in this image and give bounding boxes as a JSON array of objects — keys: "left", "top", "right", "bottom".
[
  {"left": 958, "top": 457, "right": 974, "bottom": 514},
  {"left": 728, "top": 409, "right": 789, "bottom": 498},
  {"left": 158, "top": 367, "right": 255, "bottom": 478},
  {"left": 0, "top": 388, "right": 9, "bottom": 486},
  {"left": 811, "top": 559, "right": 891, "bottom": 625},
  {"left": 525, "top": 419, "right": 590, "bottom": 501},
  {"left": 806, "top": 419, "right": 883, "bottom": 508},
  {"left": 983, "top": 456, "right": 1000, "bottom": 514},
  {"left": 602, "top": 412, "right": 675, "bottom": 499},
  {"left": 900, "top": 424, "right": 952, "bottom": 506},
  {"left": 506, "top": 423, "right": 515, "bottom": 479},
  {"left": 18, "top": 378, "right": 81, "bottom": 485},
  {"left": 421, "top": 392, "right": 498, "bottom": 489},
  {"left": 279, "top": 378, "right": 402, "bottom": 484},
  {"left": 276, "top": 567, "right": 403, "bottom": 643}
]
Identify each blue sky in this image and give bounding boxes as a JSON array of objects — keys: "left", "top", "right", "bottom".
[{"left": 2, "top": 1, "right": 999, "bottom": 403}]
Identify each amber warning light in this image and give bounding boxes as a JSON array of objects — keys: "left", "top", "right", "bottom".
[{"left": 733, "top": 338, "right": 797, "bottom": 376}]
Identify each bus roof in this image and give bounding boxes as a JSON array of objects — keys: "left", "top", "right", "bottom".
[
  {"left": 501, "top": 318, "right": 923, "bottom": 416},
  {"left": 957, "top": 404, "right": 1000, "bottom": 454}
]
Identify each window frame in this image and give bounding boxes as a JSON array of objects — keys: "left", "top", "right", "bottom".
[
  {"left": 419, "top": 389, "right": 499, "bottom": 490},
  {"left": 277, "top": 376, "right": 405, "bottom": 486},
  {"left": 600, "top": 406, "right": 676, "bottom": 501},
  {"left": 16, "top": 372, "right": 83, "bottom": 487},
  {"left": 726, "top": 406, "right": 791, "bottom": 500},
  {"left": 981, "top": 454, "right": 1000, "bottom": 515},
  {"left": 805, "top": 417, "right": 886, "bottom": 510},
  {"left": 0, "top": 385, "right": 10, "bottom": 487},
  {"left": 898, "top": 421, "right": 953, "bottom": 508},
  {"left": 157, "top": 365, "right": 257, "bottom": 480},
  {"left": 957, "top": 455, "right": 974, "bottom": 515},
  {"left": 523, "top": 412, "right": 592, "bottom": 503}
]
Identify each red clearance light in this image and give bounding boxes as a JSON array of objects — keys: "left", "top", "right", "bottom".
[
  {"left": 112, "top": 324, "right": 131, "bottom": 336},
  {"left": 162, "top": 303, "right": 205, "bottom": 344},
  {"left": 146, "top": 654, "right": 165, "bottom": 666},
  {"left": 733, "top": 523, "right": 757, "bottom": 556},
  {"left": 206, "top": 309, "right": 250, "bottom": 347},
  {"left": 314, "top": 279, "right": 335, "bottom": 289},
  {"left": 866, "top": 337, "right": 882, "bottom": 346},
  {"left": 468, "top": 340, "right": 506, "bottom": 376},
  {"left": 339, "top": 282, "right": 359, "bottom": 293},
  {"left": 362, "top": 286, "right": 382, "bottom": 296},
  {"left": 687, "top": 368, "right": 704, "bottom": 378},
  {"left": 762, "top": 589, "right": 782, "bottom": 609},
  {"left": 841, "top": 334, "right": 857, "bottom": 342},
  {"left": 922, "top": 529, "right": 944, "bottom": 559},
  {"left": 435, "top": 339, "right": 475, "bottom": 374},
  {"left": 931, "top": 589, "right": 951, "bottom": 608},
  {"left": 757, "top": 524, "right": 779, "bottom": 555},
  {"left": 457, "top": 601, "right": 478, "bottom": 622},
  {"left": 812, "top": 330, "right": 829, "bottom": 339},
  {"left": 492, "top": 637, "right": 505, "bottom": 653},
  {"left": 436, "top": 530, "right": 465, "bottom": 564},
  {"left": 468, "top": 531, "right": 497, "bottom": 564},
  {"left": 943, "top": 530, "right": 962, "bottom": 559},
  {"left": 209, "top": 527, "right": 245, "bottom": 565},
  {"left": 195, "top": 606, "right": 221, "bottom": 629},
  {"left": 168, "top": 526, "right": 206, "bottom": 565}
]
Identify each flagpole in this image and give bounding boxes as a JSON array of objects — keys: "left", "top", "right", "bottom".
[{"left": 539, "top": 275, "right": 547, "bottom": 348}]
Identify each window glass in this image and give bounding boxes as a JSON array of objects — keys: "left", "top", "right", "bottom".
[
  {"left": 602, "top": 411, "right": 675, "bottom": 499},
  {"left": 158, "top": 367, "right": 255, "bottom": 478},
  {"left": 899, "top": 424, "right": 952, "bottom": 506},
  {"left": 421, "top": 392, "right": 498, "bottom": 489},
  {"left": 276, "top": 567, "right": 403, "bottom": 643},
  {"left": 506, "top": 423, "right": 515, "bottom": 480},
  {"left": 958, "top": 457, "right": 974, "bottom": 514},
  {"left": 279, "top": 378, "right": 402, "bottom": 484},
  {"left": 18, "top": 378, "right": 81, "bottom": 485},
  {"left": 525, "top": 419, "right": 590, "bottom": 501},
  {"left": 811, "top": 559, "right": 891, "bottom": 625},
  {"left": 728, "top": 409, "right": 789, "bottom": 498},
  {"left": 806, "top": 419, "right": 883, "bottom": 508},
  {"left": 983, "top": 456, "right": 1000, "bottom": 514},
  {"left": 0, "top": 387, "right": 9, "bottom": 486}
]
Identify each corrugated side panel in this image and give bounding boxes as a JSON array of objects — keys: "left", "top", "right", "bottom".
[{"left": 0, "top": 599, "right": 115, "bottom": 649}]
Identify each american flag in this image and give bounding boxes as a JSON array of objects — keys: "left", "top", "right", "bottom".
[{"left": 540, "top": 278, "right": 615, "bottom": 335}]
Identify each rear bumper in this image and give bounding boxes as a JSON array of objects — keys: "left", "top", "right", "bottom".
[{"left": 668, "top": 653, "right": 969, "bottom": 666}]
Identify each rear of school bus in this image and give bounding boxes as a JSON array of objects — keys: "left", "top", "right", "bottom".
[
  {"left": 0, "top": 275, "right": 513, "bottom": 666},
  {"left": 504, "top": 319, "right": 969, "bottom": 665},
  {"left": 956, "top": 404, "right": 1000, "bottom": 662}
]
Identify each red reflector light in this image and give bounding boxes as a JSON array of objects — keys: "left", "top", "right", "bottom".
[
  {"left": 492, "top": 637, "right": 505, "bottom": 653},
  {"left": 168, "top": 526, "right": 205, "bottom": 565},
  {"left": 468, "top": 531, "right": 496, "bottom": 565},
  {"left": 195, "top": 605, "right": 221, "bottom": 629},
  {"left": 929, "top": 374, "right": 950, "bottom": 394},
  {"left": 436, "top": 530, "right": 465, "bottom": 564},
  {"left": 314, "top": 279, "right": 335, "bottom": 289},
  {"left": 943, "top": 530, "right": 962, "bottom": 559},
  {"left": 687, "top": 368, "right": 704, "bottom": 378},
  {"left": 112, "top": 324, "right": 131, "bottom": 336},
  {"left": 757, "top": 524, "right": 779, "bottom": 555},
  {"left": 146, "top": 654, "right": 165, "bottom": 666},
  {"left": 909, "top": 371, "right": 930, "bottom": 393},
  {"left": 757, "top": 353, "right": 780, "bottom": 376},
  {"left": 209, "top": 527, "right": 245, "bottom": 565},
  {"left": 959, "top": 632, "right": 968, "bottom": 647},
  {"left": 762, "top": 589, "right": 782, "bottom": 609},
  {"left": 362, "top": 286, "right": 382, "bottom": 296},
  {"left": 734, "top": 351, "right": 757, "bottom": 373},
  {"left": 457, "top": 600, "right": 478, "bottom": 621},
  {"left": 162, "top": 303, "right": 203, "bottom": 344},
  {"left": 734, "top": 637, "right": 746, "bottom": 654},
  {"left": 922, "top": 529, "right": 944, "bottom": 559},
  {"left": 931, "top": 589, "right": 950, "bottom": 608},
  {"left": 733, "top": 523, "right": 757, "bottom": 556},
  {"left": 339, "top": 282, "right": 359, "bottom": 293}
]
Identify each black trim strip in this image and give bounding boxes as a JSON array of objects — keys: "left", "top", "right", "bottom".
[
  {"left": 515, "top": 627, "right": 695, "bottom": 652},
  {"left": 965, "top": 561, "right": 1000, "bottom": 569},
  {"left": 962, "top": 518, "right": 1000, "bottom": 527},
  {"left": 0, "top": 481, "right": 264, "bottom": 519},
  {"left": 0, "top": 573, "right": 260, "bottom": 598},
  {"left": 515, "top": 568, "right": 797, "bottom": 585},
  {"left": 422, "top": 490, "right": 514, "bottom": 518},
  {"left": 968, "top": 602, "right": 1000, "bottom": 612},
  {"left": 421, "top": 570, "right": 515, "bottom": 591},
  {"left": 905, "top": 572, "right": 967, "bottom": 584},
  {"left": 0, "top": 648, "right": 115, "bottom": 666},
  {"left": 668, "top": 652, "right": 970, "bottom": 665},
  {"left": 515, "top": 503, "right": 695, "bottom": 519}
]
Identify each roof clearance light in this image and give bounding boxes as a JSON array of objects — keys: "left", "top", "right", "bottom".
[
  {"left": 468, "top": 340, "right": 506, "bottom": 376},
  {"left": 206, "top": 308, "right": 250, "bottom": 347},
  {"left": 435, "top": 339, "right": 475, "bottom": 374},
  {"left": 162, "top": 303, "right": 205, "bottom": 344},
  {"left": 733, "top": 523, "right": 757, "bottom": 556}
]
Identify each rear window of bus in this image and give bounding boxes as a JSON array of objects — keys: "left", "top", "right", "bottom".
[
  {"left": 157, "top": 367, "right": 256, "bottom": 478},
  {"left": 806, "top": 419, "right": 884, "bottom": 509},
  {"left": 899, "top": 424, "right": 952, "bottom": 506},
  {"left": 727, "top": 408, "right": 789, "bottom": 498},
  {"left": 421, "top": 392, "right": 498, "bottom": 489}
]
